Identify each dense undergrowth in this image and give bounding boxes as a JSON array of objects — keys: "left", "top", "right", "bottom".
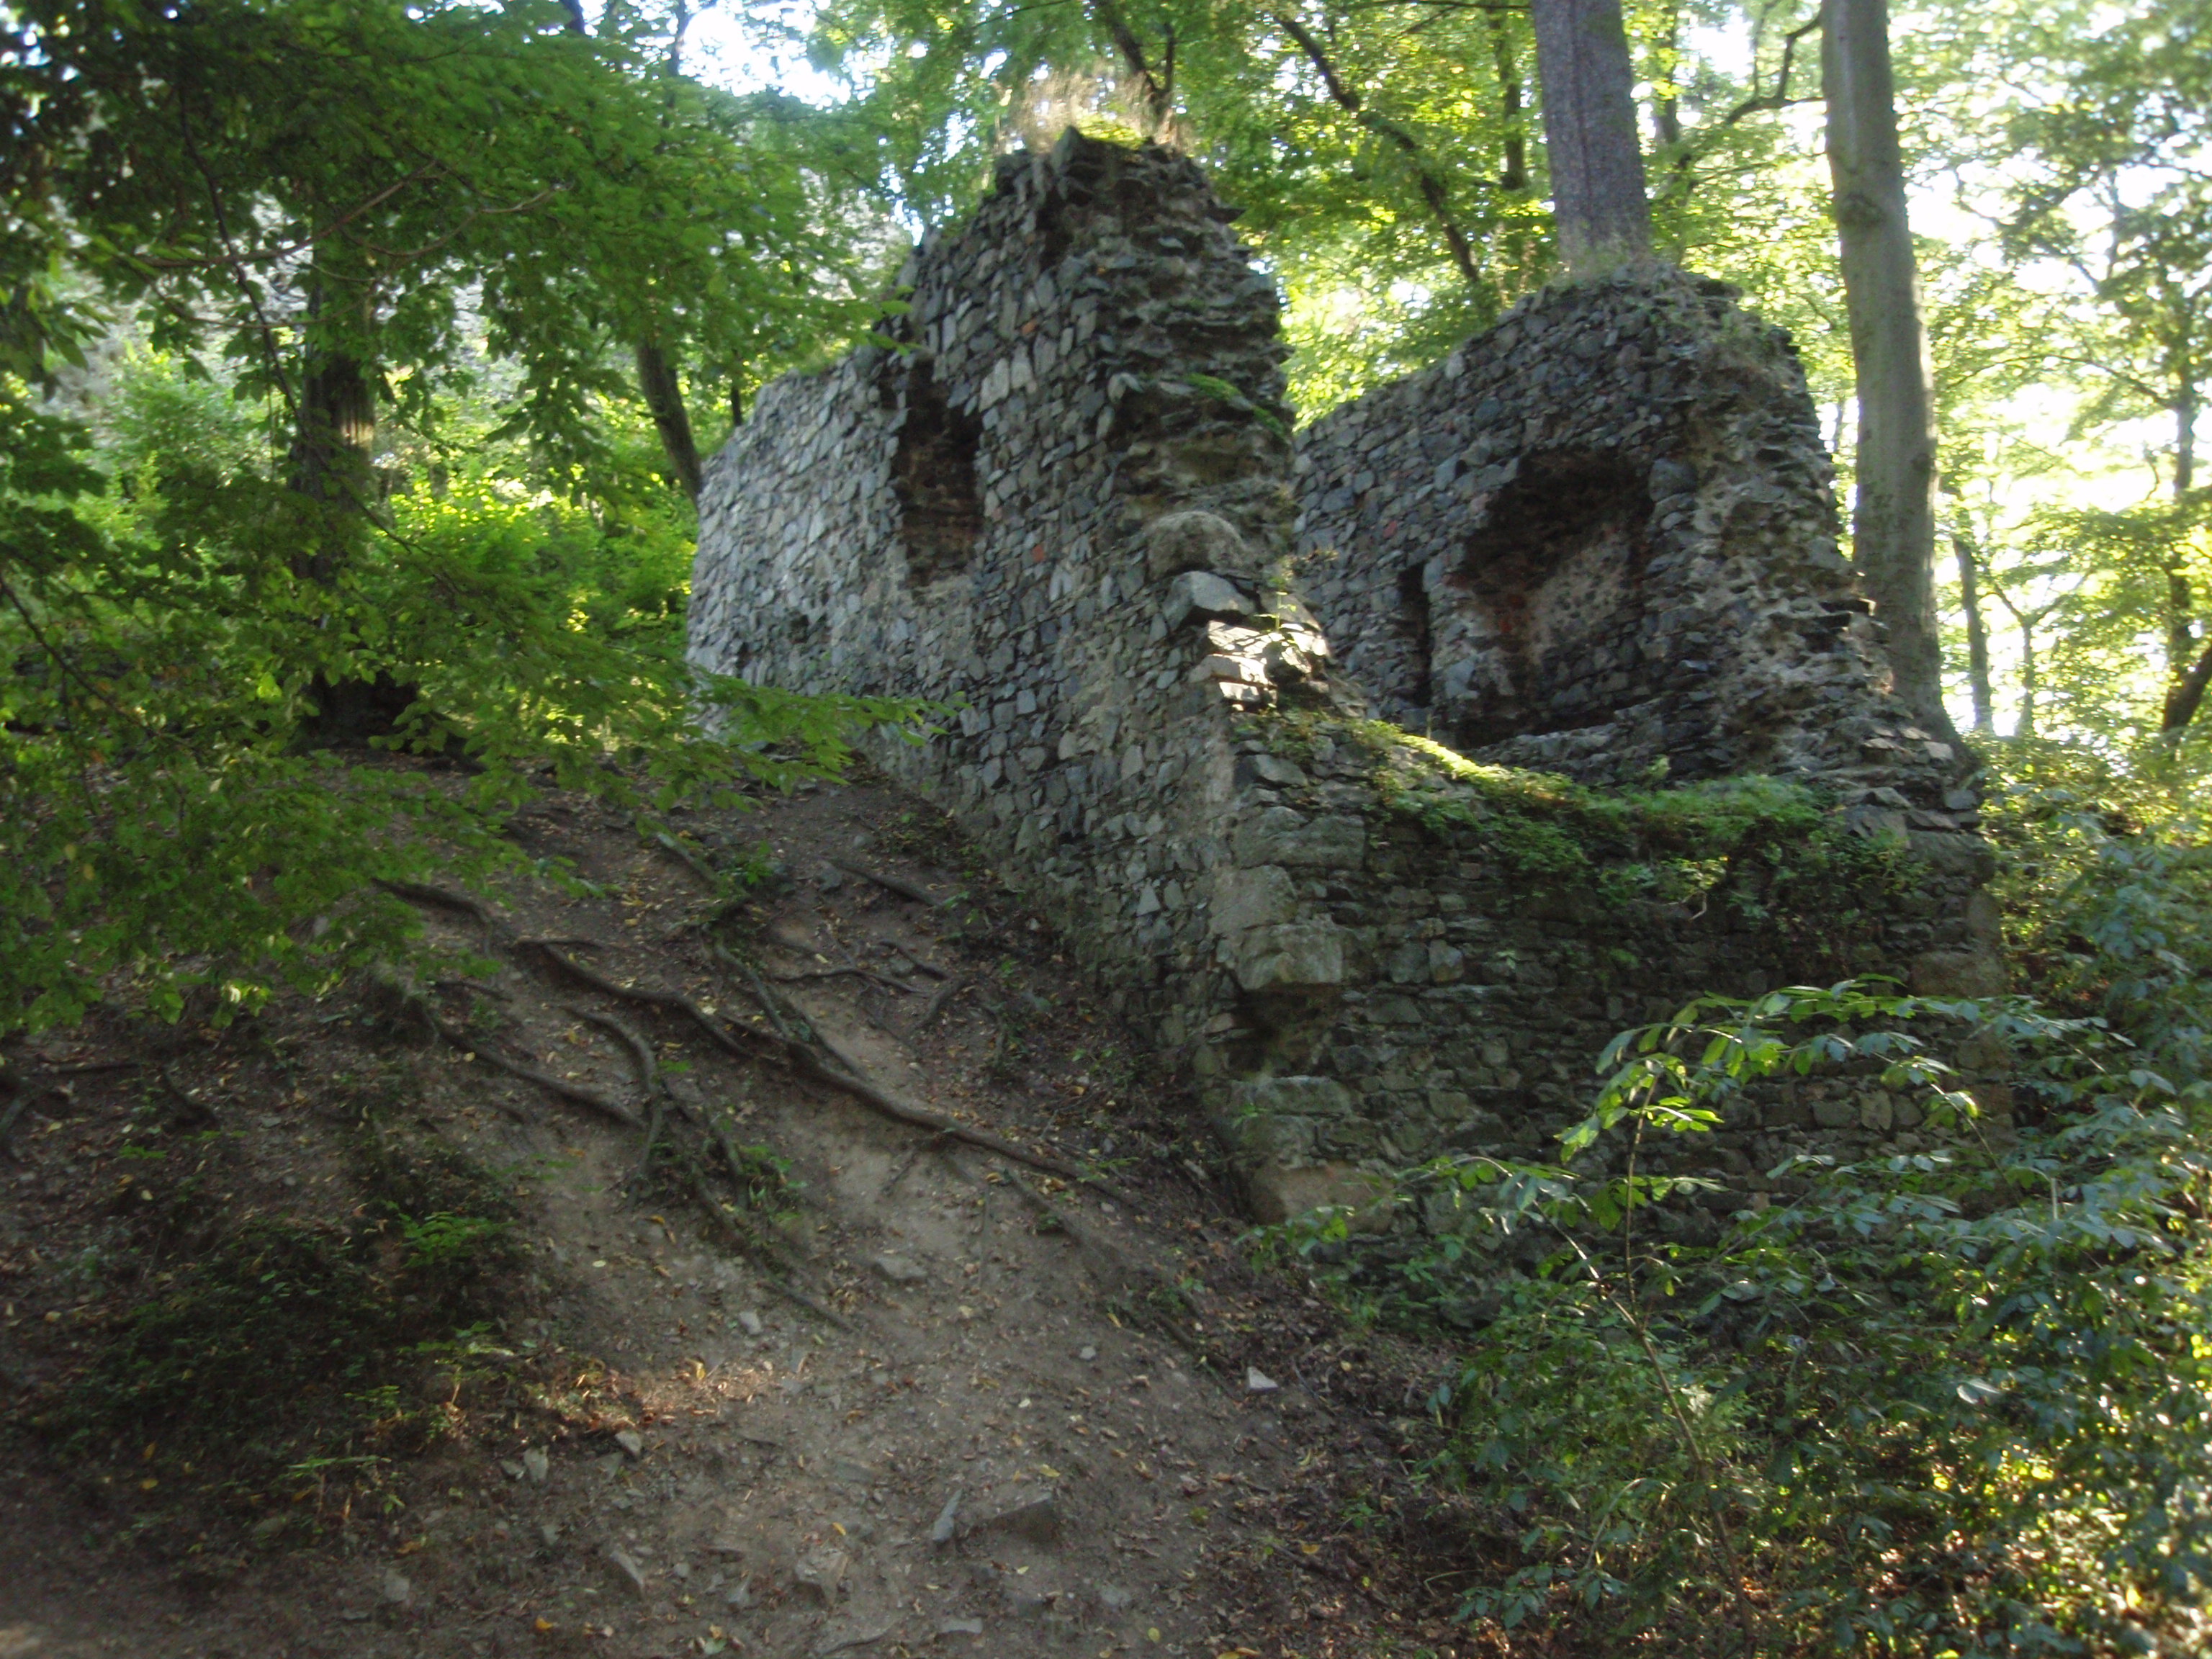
[
  {"left": 1, "top": 379, "right": 920, "bottom": 1044},
  {"left": 27, "top": 1084, "right": 526, "bottom": 1541},
  {"left": 1268, "top": 737, "right": 2212, "bottom": 1657}
]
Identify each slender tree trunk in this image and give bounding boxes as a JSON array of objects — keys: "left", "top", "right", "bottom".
[
  {"left": 1652, "top": 3, "right": 1683, "bottom": 151},
  {"left": 565, "top": 0, "right": 703, "bottom": 502},
  {"left": 288, "top": 284, "right": 417, "bottom": 745},
  {"left": 1488, "top": 11, "right": 1529, "bottom": 193},
  {"left": 637, "top": 338, "right": 703, "bottom": 502},
  {"left": 1528, "top": 0, "right": 1653, "bottom": 271},
  {"left": 2016, "top": 614, "right": 2038, "bottom": 737},
  {"left": 1821, "top": 0, "right": 1953, "bottom": 742},
  {"left": 1950, "top": 532, "right": 1995, "bottom": 734},
  {"left": 2159, "top": 372, "right": 2202, "bottom": 732},
  {"left": 2162, "top": 637, "right": 2212, "bottom": 735}
]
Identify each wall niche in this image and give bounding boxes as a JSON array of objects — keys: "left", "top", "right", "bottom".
[
  {"left": 891, "top": 358, "right": 984, "bottom": 587},
  {"left": 1434, "top": 449, "right": 1654, "bottom": 750}
]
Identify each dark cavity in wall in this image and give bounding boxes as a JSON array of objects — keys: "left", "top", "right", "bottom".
[
  {"left": 1449, "top": 449, "right": 1654, "bottom": 749},
  {"left": 892, "top": 358, "right": 984, "bottom": 586},
  {"left": 1396, "top": 561, "right": 1434, "bottom": 712}
]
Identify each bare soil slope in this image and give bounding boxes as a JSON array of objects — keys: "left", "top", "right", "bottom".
[{"left": 0, "top": 772, "right": 1480, "bottom": 1659}]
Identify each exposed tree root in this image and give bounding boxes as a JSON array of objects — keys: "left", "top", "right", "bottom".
[
  {"left": 529, "top": 941, "right": 784, "bottom": 1069},
  {"left": 829, "top": 859, "right": 949, "bottom": 908},
  {"left": 428, "top": 1006, "right": 638, "bottom": 1128},
  {"left": 688, "top": 1172, "right": 854, "bottom": 1333},
  {"left": 767, "top": 964, "right": 915, "bottom": 994},
  {"left": 719, "top": 947, "right": 1136, "bottom": 1205},
  {"left": 379, "top": 877, "right": 1128, "bottom": 1205}
]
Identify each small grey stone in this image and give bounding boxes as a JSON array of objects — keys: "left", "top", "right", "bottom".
[
  {"left": 606, "top": 1545, "right": 649, "bottom": 1596},
  {"left": 539, "top": 1521, "right": 561, "bottom": 1547},
  {"left": 1079, "top": 1345, "right": 1097, "bottom": 1362},
  {"left": 938, "top": 1619, "right": 985, "bottom": 1637},
  {"left": 976, "top": 1493, "right": 1061, "bottom": 1545},
  {"left": 615, "top": 1429, "right": 645, "bottom": 1458},
  {"left": 378, "top": 1570, "right": 413, "bottom": 1607},
  {"left": 793, "top": 1545, "right": 851, "bottom": 1603},
  {"left": 1097, "top": 1585, "right": 1135, "bottom": 1611},
  {"left": 930, "top": 1490, "right": 963, "bottom": 1545},
  {"left": 727, "top": 1575, "right": 756, "bottom": 1609},
  {"left": 1246, "top": 1366, "right": 1280, "bottom": 1393},
  {"left": 872, "top": 1252, "right": 929, "bottom": 1285},
  {"left": 521, "top": 1447, "right": 549, "bottom": 1484},
  {"left": 737, "top": 1309, "right": 765, "bottom": 1336}
]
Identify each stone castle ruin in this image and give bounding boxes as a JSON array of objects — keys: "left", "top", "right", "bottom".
[{"left": 688, "top": 132, "right": 2003, "bottom": 1227}]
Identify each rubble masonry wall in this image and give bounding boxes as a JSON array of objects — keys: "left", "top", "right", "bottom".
[{"left": 688, "top": 133, "right": 2005, "bottom": 1230}]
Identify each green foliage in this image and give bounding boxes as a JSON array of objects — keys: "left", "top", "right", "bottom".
[
  {"left": 717, "top": 1139, "right": 800, "bottom": 1214},
  {"left": 2, "top": 0, "right": 888, "bottom": 452},
  {"left": 0, "top": 390, "right": 922, "bottom": 1038},
  {"left": 0, "top": 0, "right": 929, "bottom": 1043},
  {"left": 1280, "top": 981, "right": 2212, "bottom": 1654},
  {"left": 1982, "top": 739, "right": 2212, "bottom": 1079},
  {"left": 38, "top": 1125, "right": 518, "bottom": 1498}
]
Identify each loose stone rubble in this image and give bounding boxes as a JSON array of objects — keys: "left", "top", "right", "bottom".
[{"left": 690, "top": 131, "right": 2005, "bottom": 1228}]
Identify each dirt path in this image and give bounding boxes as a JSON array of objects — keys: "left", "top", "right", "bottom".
[{"left": 1, "top": 776, "right": 1455, "bottom": 1659}]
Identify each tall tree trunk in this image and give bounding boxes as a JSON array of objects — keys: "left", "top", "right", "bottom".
[
  {"left": 288, "top": 286, "right": 416, "bottom": 746},
  {"left": 1488, "top": 11, "right": 1529, "bottom": 193},
  {"left": 1950, "top": 531, "right": 1994, "bottom": 734},
  {"left": 1820, "top": 0, "right": 1953, "bottom": 741},
  {"left": 1528, "top": 0, "right": 1653, "bottom": 271},
  {"left": 287, "top": 334, "right": 376, "bottom": 585},
  {"left": 2015, "top": 614, "right": 2038, "bottom": 737},
  {"left": 637, "top": 338, "right": 703, "bottom": 503}
]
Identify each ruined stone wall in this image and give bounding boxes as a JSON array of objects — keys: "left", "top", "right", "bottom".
[
  {"left": 690, "top": 135, "right": 2004, "bottom": 1229},
  {"left": 1295, "top": 266, "right": 1965, "bottom": 806}
]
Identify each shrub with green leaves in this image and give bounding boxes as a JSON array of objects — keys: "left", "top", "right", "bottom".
[
  {"left": 0, "top": 391, "right": 921, "bottom": 1037},
  {"left": 1982, "top": 737, "right": 2212, "bottom": 1082},
  {"left": 1283, "top": 982, "right": 2212, "bottom": 1656}
]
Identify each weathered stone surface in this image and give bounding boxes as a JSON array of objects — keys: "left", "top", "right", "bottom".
[
  {"left": 1235, "top": 922, "right": 1345, "bottom": 992},
  {"left": 1146, "top": 509, "right": 1261, "bottom": 583},
  {"left": 1909, "top": 949, "right": 2009, "bottom": 999},
  {"left": 1209, "top": 865, "right": 1299, "bottom": 935},
  {"left": 1231, "top": 809, "right": 1366, "bottom": 868},
  {"left": 1295, "top": 266, "right": 1959, "bottom": 800},
  {"left": 1163, "top": 570, "right": 1254, "bottom": 630},
  {"left": 1227, "top": 1076, "right": 1356, "bottom": 1118},
  {"left": 686, "top": 130, "right": 1997, "bottom": 1232}
]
